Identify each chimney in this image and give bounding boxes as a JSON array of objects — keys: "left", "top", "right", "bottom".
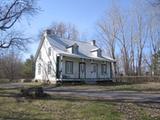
[
  {"left": 44, "top": 29, "right": 52, "bottom": 37},
  {"left": 91, "top": 40, "right": 96, "bottom": 46}
]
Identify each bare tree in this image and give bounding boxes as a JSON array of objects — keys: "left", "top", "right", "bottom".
[
  {"left": 97, "top": 6, "right": 120, "bottom": 76},
  {"left": 116, "top": 13, "right": 131, "bottom": 75},
  {"left": 0, "top": 31, "right": 30, "bottom": 50},
  {"left": 145, "top": 14, "right": 160, "bottom": 75},
  {"left": 134, "top": 13, "right": 148, "bottom": 75},
  {"left": 97, "top": 5, "right": 131, "bottom": 75},
  {"left": 0, "top": 0, "right": 38, "bottom": 49},
  {"left": 97, "top": 2, "right": 157, "bottom": 76},
  {"left": 48, "top": 22, "right": 79, "bottom": 40},
  {"left": 147, "top": 0, "right": 160, "bottom": 21},
  {"left": 0, "top": 48, "right": 23, "bottom": 81},
  {"left": 97, "top": 7, "right": 119, "bottom": 60},
  {"left": 149, "top": 0, "right": 160, "bottom": 8}
]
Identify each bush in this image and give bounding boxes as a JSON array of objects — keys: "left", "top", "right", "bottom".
[
  {"left": 20, "top": 87, "right": 46, "bottom": 98},
  {"left": 35, "top": 87, "right": 44, "bottom": 97},
  {"left": 20, "top": 88, "right": 32, "bottom": 97}
]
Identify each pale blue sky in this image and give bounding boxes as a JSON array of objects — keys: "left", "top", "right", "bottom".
[{"left": 17, "top": 0, "right": 133, "bottom": 59}]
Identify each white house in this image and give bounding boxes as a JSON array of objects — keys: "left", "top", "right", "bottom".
[{"left": 34, "top": 30, "right": 116, "bottom": 84}]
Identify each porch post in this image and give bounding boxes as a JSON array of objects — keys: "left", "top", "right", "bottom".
[
  {"left": 110, "top": 62, "right": 113, "bottom": 79},
  {"left": 111, "top": 61, "right": 116, "bottom": 82},
  {"left": 60, "top": 55, "right": 63, "bottom": 80}
]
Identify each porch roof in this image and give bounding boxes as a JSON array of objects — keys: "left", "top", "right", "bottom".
[{"left": 57, "top": 52, "right": 115, "bottom": 62}]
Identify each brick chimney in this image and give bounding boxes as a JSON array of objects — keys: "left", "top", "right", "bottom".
[
  {"left": 91, "top": 40, "right": 96, "bottom": 46},
  {"left": 44, "top": 29, "right": 52, "bottom": 37}
]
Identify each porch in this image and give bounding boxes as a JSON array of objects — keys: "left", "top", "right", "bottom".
[{"left": 56, "top": 55, "right": 113, "bottom": 81}]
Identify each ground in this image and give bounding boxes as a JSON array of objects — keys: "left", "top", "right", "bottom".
[{"left": 0, "top": 82, "right": 160, "bottom": 120}]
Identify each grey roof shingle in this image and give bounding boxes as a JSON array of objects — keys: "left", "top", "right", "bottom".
[{"left": 48, "top": 35, "right": 115, "bottom": 62}]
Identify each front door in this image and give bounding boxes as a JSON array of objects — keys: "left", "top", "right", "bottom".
[
  {"left": 91, "top": 63, "right": 98, "bottom": 78},
  {"left": 79, "top": 63, "right": 86, "bottom": 78}
]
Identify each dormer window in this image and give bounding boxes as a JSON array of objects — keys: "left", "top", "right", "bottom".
[
  {"left": 90, "top": 48, "right": 102, "bottom": 57},
  {"left": 67, "top": 43, "right": 79, "bottom": 54},
  {"left": 72, "top": 44, "right": 78, "bottom": 54}
]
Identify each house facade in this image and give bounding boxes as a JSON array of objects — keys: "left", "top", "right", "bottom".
[{"left": 35, "top": 30, "right": 116, "bottom": 84}]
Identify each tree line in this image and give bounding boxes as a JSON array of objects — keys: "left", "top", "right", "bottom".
[
  {"left": 0, "top": 0, "right": 37, "bottom": 80},
  {"left": 0, "top": 49, "right": 35, "bottom": 81},
  {"left": 97, "top": 1, "right": 160, "bottom": 76}
]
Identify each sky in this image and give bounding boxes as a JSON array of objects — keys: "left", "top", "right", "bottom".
[{"left": 17, "top": 0, "right": 133, "bottom": 60}]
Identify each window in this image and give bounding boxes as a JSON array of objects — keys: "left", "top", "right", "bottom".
[
  {"left": 65, "top": 61, "right": 73, "bottom": 74},
  {"left": 72, "top": 46, "right": 78, "bottom": 54},
  {"left": 80, "top": 63, "right": 86, "bottom": 73},
  {"left": 48, "top": 47, "right": 51, "bottom": 56},
  {"left": 38, "top": 63, "right": 41, "bottom": 75},
  {"left": 39, "top": 52, "right": 42, "bottom": 59},
  {"left": 101, "top": 64, "right": 107, "bottom": 75},
  {"left": 92, "top": 63, "right": 97, "bottom": 72},
  {"left": 48, "top": 61, "right": 52, "bottom": 74}
]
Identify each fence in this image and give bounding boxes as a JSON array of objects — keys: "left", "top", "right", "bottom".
[{"left": 113, "top": 76, "right": 160, "bottom": 83}]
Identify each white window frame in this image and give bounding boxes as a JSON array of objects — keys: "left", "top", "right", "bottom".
[
  {"left": 38, "top": 63, "right": 41, "bottom": 75},
  {"left": 48, "top": 47, "right": 51, "bottom": 56},
  {"left": 91, "top": 63, "right": 98, "bottom": 73},
  {"left": 101, "top": 64, "right": 107, "bottom": 75},
  {"left": 39, "top": 52, "right": 42, "bottom": 59},
  {"left": 65, "top": 61, "right": 73, "bottom": 74},
  {"left": 48, "top": 61, "right": 52, "bottom": 74}
]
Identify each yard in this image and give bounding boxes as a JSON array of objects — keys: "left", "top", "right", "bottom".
[{"left": 0, "top": 82, "right": 160, "bottom": 120}]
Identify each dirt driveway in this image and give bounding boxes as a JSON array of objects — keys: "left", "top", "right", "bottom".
[
  {"left": 0, "top": 83, "right": 160, "bottom": 103},
  {"left": 45, "top": 86, "right": 160, "bottom": 103}
]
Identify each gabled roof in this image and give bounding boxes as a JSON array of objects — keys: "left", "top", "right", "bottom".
[
  {"left": 35, "top": 36, "right": 45, "bottom": 61},
  {"left": 47, "top": 35, "right": 115, "bottom": 62},
  {"left": 90, "top": 48, "right": 101, "bottom": 52},
  {"left": 66, "top": 43, "right": 79, "bottom": 48},
  {"left": 35, "top": 33, "right": 115, "bottom": 62}
]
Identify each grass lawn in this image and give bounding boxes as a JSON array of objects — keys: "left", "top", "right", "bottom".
[
  {"left": 0, "top": 79, "right": 11, "bottom": 84},
  {"left": 0, "top": 82, "right": 160, "bottom": 120}
]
